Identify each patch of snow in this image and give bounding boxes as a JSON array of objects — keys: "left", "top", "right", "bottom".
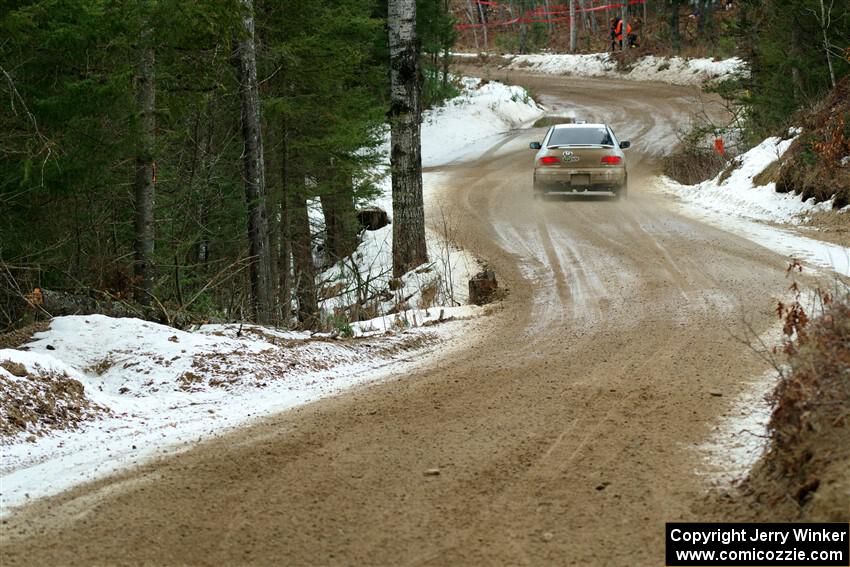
[
  {"left": 422, "top": 77, "right": 545, "bottom": 167},
  {"left": 319, "top": 206, "right": 479, "bottom": 318},
  {"left": 699, "top": 369, "right": 776, "bottom": 485},
  {"left": 505, "top": 53, "right": 747, "bottom": 86}
]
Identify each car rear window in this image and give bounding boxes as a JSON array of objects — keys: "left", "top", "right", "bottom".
[{"left": 548, "top": 127, "right": 613, "bottom": 147}]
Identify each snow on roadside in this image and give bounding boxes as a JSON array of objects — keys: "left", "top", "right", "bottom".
[
  {"left": 421, "top": 77, "right": 544, "bottom": 166},
  {"left": 661, "top": 134, "right": 834, "bottom": 225},
  {"left": 503, "top": 52, "right": 747, "bottom": 86},
  {"left": 698, "top": 369, "right": 776, "bottom": 485},
  {"left": 0, "top": 309, "right": 478, "bottom": 514},
  {"left": 655, "top": 133, "right": 850, "bottom": 277}
]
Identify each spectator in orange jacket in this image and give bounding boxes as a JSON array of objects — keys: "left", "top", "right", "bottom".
[{"left": 611, "top": 16, "right": 638, "bottom": 50}]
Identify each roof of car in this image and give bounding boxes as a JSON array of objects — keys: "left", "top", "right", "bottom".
[{"left": 552, "top": 123, "right": 607, "bottom": 129}]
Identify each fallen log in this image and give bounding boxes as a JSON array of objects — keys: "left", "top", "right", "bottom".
[{"left": 25, "top": 288, "right": 212, "bottom": 329}]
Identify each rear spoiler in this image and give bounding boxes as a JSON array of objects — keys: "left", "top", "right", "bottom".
[{"left": 546, "top": 144, "right": 615, "bottom": 149}]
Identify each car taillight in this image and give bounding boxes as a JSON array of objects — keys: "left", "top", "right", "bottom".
[
  {"left": 539, "top": 156, "right": 560, "bottom": 165},
  {"left": 601, "top": 155, "right": 622, "bottom": 165}
]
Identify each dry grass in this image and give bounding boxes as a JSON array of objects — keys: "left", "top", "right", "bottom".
[
  {"left": 800, "top": 210, "right": 850, "bottom": 248},
  {"left": 418, "top": 279, "right": 440, "bottom": 309},
  {"left": 663, "top": 148, "right": 727, "bottom": 185},
  {"left": 0, "top": 321, "right": 50, "bottom": 349},
  {"left": 0, "top": 360, "right": 107, "bottom": 439}
]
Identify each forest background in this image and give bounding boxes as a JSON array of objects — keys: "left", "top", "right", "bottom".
[{"left": 1, "top": 0, "right": 847, "bottom": 331}]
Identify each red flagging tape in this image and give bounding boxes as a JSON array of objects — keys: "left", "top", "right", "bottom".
[{"left": 458, "top": 0, "right": 645, "bottom": 29}]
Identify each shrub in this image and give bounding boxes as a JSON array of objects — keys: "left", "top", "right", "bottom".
[{"left": 756, "top": 276, "right": 850, "bottom": 521}]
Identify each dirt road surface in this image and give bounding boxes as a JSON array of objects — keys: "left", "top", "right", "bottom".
[{"left": 1, "top": 74, "right": 795, "bottom": 565}]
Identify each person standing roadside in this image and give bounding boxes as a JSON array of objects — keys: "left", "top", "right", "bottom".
[{"left": 609, "top": 16, "right": 621, "bottom": 50}]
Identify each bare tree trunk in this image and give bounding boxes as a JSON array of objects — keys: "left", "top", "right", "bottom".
[
  {"left": 133, "top": 14, "right": 155, "bottom": 306},
  {"left": 465, "top": 0, "right": 480, "bottom": 49},
  {"left": 579, "top": 0, "right": 592, "bottom": 33},
  {"left": 790, "top": 24, "right": 805, "bottom": 100},
  {"left": 570, "top": 0, "right": 578, "bottom": 52},
  {"left": 544, "top": 0, "right": 554, "bottom": 35},
  {"left": 519, "top": 17, "right": 528, "bottom": 53},
  {"left": 818, "top": 0, "right": 836, "bottom": 88},
  {"left": 289, "top": 188, "right": 318, "bottom": 329},
  {"left": 320, "top": 174, "right": 358, "bottom": 263},
  {"left": 279, "top": 122, "right": 293, "bottom": 323},
  {"left": 589, "top": 0, "right": 598, "bottom": 33},
  {"left": 621, "top": 0, "right": 629, "bottom": 51},
  {"left": 670, "top": 0, "right": 682, "bottom": 52},
  {"left": 443, "top": 0, "right": 452, "bottom": 81},
  {"left": 388, "top": 0, "right": 428, "bottom": 278},
  {"left": 234, "top": 0, "right": 273, "bottom": 324},
  {"left": 442, "top": 45, "right": 450, "bottom": 88},
  {"left": 476, "top": 1, "right": 489, "bottom": 50}
]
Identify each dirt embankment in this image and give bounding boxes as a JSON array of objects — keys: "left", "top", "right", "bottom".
[
  {"left": 777, "top": 77, "right": 850, "bottom": 209},
  {"left": 736, "top": 291, "right": 850, "bottom": 522}
]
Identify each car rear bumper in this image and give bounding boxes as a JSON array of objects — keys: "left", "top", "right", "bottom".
[{"left": 534, "top": 167, "right": 626, "bottom": 191}]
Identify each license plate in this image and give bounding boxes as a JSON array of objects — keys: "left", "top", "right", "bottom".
[{"left": 571, "top": 174, "right": 590, "bottom": 186}]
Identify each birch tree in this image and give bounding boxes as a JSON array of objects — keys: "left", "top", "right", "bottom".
[
  {"left": 234, "top": 0, "right": 273, "bottom": 323},
  {"left": 134, "top": 6, "right": 156, "bottom": 305},
  {"left": 388, "top": 0, "right": 428, "bottom": 278}
]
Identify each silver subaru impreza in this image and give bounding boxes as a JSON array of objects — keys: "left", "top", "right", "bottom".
[{"left": 530, "top": 123, "right": 630, "bottom": 199}]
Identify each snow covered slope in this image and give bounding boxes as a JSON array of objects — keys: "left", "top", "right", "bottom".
[
  {"left": 657, "top": 133, "right": 850, "bottom": 276},
  {"left": 662, "top": 135, "right": 834, "bottom": 224},
  {"left": 505, "top": 53, "right": 747, "bottom": 86}
]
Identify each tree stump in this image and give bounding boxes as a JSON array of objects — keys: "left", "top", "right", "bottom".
[
  {"left": 357, "top": 206, "right": 390, "bottom": 231},
  {"left": 468, "top": 270, "right": 498, "bottom": 305}
]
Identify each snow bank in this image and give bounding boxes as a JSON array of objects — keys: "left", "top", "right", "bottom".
[
  {"left": 0, "top": 311, "right": 477, "bottom": 513},
  {"left": 505, "top": 53, "right": 747, "bottom": 86},
  {"left": 0, "top": 350, "right": 106, "bottom": 438},
  {"left": 662, "top": 135, "right": 833, "bottom": 224},
  {"left": 656, "top": 133, "right": 850, "bottom": 276},
  {"left": 422, "top": 78, "right": 545, "bottom": 166}
]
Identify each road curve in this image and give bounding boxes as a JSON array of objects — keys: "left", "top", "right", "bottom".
[{"left": 1, "top": 75, "right": 795, "bottom": 566}]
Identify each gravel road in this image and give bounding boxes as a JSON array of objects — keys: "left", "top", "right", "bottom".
[{"left": 0, "top": 73, "right": 794, "bottom": 566}]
